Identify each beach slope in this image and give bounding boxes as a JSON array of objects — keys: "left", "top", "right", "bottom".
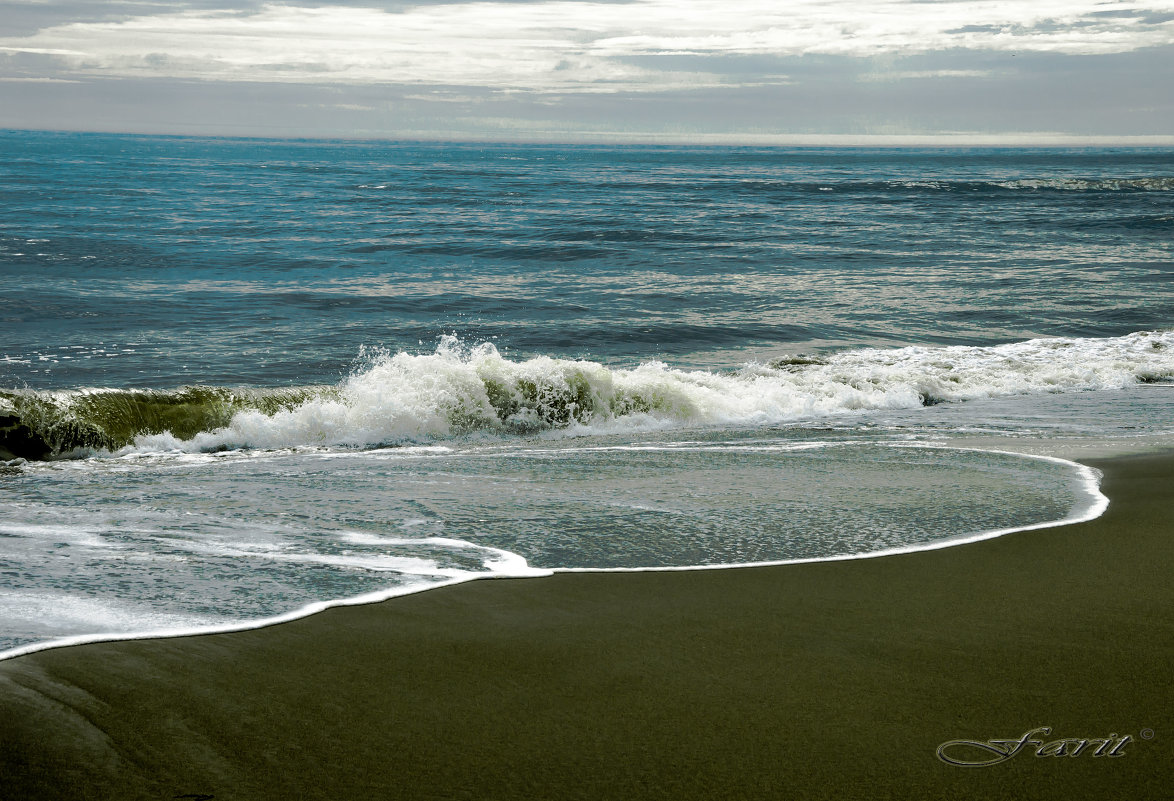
[{"left": 1, "top": 452, "right": 1170, "bottom": 800}]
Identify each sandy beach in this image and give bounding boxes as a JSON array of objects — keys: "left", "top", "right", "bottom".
[{"left": 1, "top": 450, "right": 1170, "bottom": 800}]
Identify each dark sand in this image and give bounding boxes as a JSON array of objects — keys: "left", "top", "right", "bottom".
[{"left": 1, "top": 452, "right": 1170, "bottom": 800}]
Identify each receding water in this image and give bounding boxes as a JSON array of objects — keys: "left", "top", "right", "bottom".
[{"left": 0, "top": 439, "right": 1099, "bottom": 654}]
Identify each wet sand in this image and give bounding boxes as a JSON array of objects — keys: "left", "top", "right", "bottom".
[{"left": 1, "top": 451, "right": 1170, "bottom": 800}]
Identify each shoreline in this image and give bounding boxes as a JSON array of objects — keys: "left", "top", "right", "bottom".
[
  {"left": 0, "top": 442, "right": 1106, "bottom": 663},
  {"left": 1, "top": 450, "right": 1171, "bottom": 799}
]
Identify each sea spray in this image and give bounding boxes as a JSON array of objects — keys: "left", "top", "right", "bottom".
[
  {"left": 136, "top": 330, "right": 1174, "bottom": 453},
  {"left": 3, "top": 330, "right": 1172, "bottom": 459}
]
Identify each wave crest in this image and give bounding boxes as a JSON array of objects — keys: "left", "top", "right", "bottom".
[{"left": 2, "top": 331, "right": 1172, "bottom": 459}]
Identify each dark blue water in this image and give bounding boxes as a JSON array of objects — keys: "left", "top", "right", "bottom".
[{"left": 2, "top": 131, "right": 1171, "bottom": 390}]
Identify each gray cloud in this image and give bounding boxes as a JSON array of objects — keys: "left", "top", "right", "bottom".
[{"left": 2, "top": 0, "right": 1172, "bottom": 141}]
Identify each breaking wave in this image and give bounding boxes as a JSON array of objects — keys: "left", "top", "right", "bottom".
[{"left": 2, "top": 331, "right": 1172, "bottom": 459}]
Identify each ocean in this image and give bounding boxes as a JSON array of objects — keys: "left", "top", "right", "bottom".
[{"left": 1, "top": 130, "right": 1172, "bottom": 656}]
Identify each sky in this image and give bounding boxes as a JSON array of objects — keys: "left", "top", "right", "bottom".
[{"left": 1, "top": 0, "right": 1173, "bottom": 142}]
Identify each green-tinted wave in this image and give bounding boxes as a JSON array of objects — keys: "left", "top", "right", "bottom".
[{"left": 0, "top": 386, "right": 327, "bottom": 460}]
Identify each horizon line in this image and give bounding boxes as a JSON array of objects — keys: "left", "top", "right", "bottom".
[{"left": 4, "top": 125, "right": 1174, "bottom": 148}]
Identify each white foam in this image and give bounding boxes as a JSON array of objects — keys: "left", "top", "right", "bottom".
[
  {"left": 118, "top": 330, "right": 1174, "bottom": 454},
  {"left": 339, "top": 530, "right": 418, "bottom": 545},
  {"left": 0, "top": 590, "right": 217, "bottom": 635},
  {"left": 151, "top": 533, "right": 454, "bottom": 576},
  {"left": 0, "top": 522, "right": 113, "bottom": 549}
]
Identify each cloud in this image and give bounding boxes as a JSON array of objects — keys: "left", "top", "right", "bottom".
[
  {"left": 0, "top": 45, "right": 88, "bottom": 57},
  {"left": 1, "top": 0, "right": 1173, "bottom": 93},
  {"left": 0, "top": 76, "right": 82, "bottom": 83},
  {"left": 860, "top": 69, "right": 994, "bottom": 82}
]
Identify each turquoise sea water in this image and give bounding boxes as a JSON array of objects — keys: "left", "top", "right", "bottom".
[{"left": 1, "top": 131, "right": 1172, "bottom": 654}]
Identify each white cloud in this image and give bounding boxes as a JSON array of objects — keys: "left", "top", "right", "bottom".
[
  {"left": 861, "top": 69, "right": 995, "bottom": 82},
  {"left": 0, "top": 76, "right": 82, "bottom": 83},
  {"left": 2, "top": 0, "right": 1173, "bottom": 92},
  {"left": 0, "top": 45, "right": 89, "bottom": 56}
]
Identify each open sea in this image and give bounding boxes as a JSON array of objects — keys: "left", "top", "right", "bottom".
[{"left": 1, "top": 130, "right": 1172, "bottom": 656}]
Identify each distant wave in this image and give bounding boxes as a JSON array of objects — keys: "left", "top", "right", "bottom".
[
  {"left": 991, "top": 177, "right": 1174, "bottom": 192},
  {"left": 2, "top": 331, "right": 1172, "bottom": 460},
  {"left": 724, "top": 177, "right": 1174, "bottom": 193},
  {"left": 895, "top": 177, "right": 1174, "bottom": 192}
]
